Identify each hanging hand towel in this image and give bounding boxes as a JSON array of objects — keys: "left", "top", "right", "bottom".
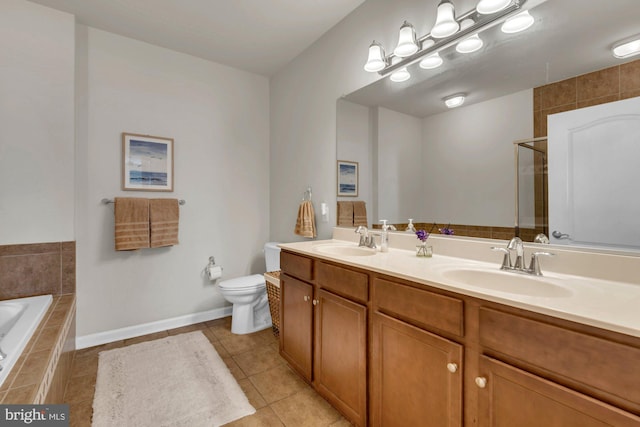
[
  {"left": 353, "top": 201, "right": 368, "bottom": 227},
  {"left": 149, "top": 198, "right": 180, "bottom": 248},
  {"left": 337, "top": 201, "right": 354, "bottom": 226},
  {"left": 294, "top": 200, "right": 317, "bottom": 238},
  {"left": 114, "top": 198, "right": 150, "bottom": 251}
]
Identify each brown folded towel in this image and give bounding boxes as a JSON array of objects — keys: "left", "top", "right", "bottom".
[
  {"left": 114, "top": 198, "right": 150, "bottom": 251},
  {"left": 353, "top": 201, "right": 368, "bottom": 227},
  {"left": 294, "top": 200, "right": 317, "bottom": 238},
  {"left": 337, "top": 201, "right": 354, "bottom": 226},
  {"left": 149, "top": 198, "right": 180, "bottom": 248}
]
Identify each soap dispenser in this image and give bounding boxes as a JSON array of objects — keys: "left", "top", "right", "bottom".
[
  {"left": 405, "top": 218, "right": 416, "bottom": 233},
  {"left": 380, "top": 220, "right": 390, "bottom": 252}
]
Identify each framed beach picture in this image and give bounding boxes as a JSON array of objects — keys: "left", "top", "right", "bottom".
[
  {"left": 337, "top": 160, "right": 358, "bottom": 197},
  {"left": 122, "top": 133, "right": 174, "bottom": 192}
]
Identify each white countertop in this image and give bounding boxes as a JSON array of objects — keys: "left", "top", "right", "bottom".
[{"left": 280, "top": 239, "right": 640, "bottom": 339}]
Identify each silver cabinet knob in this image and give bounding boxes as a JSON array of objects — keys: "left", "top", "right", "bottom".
[
  {"left": 303, "top": 295, "right": 310, "bottom": 302},
  {"left": 446, "top": 363, "right": 458, "bottom": 373},
  {"left": 312, "top": 299, "right": 318, "bottom": 306},
  {"left": 475, "top": 377, "right": 487, "bottom": 388}
]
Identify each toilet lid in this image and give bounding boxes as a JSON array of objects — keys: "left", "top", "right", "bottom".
[{"left": 218, "top": 274, "right": 265, "bottom": 290}]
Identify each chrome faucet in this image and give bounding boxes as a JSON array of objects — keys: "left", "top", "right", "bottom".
[
  {"left": 491, "top": 237, "right": 555, "bottom": 276},
  {"left": 355, "top": 226, "right": 377, "bottom": 249},
  {"left": 0, "top": 347, "right": 6, "bottom": 361}
]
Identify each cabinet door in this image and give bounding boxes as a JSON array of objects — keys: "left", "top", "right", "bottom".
[
  {"left": 477, "top": 356, "right": 640, "bottom": 427},
  {"left": 371, "top": 312, "right": 463, "bottom": 427},
  {"left": 280, "top": 274, "right": 313, "bottom": 382},
  {"left": 314, "top": 289, "right": 367, "bottom": 426}
]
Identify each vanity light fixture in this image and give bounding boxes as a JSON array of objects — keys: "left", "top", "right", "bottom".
[
  {"left": 364, "top": 41, "right": 386, "bottom": 72},
  {"left": 394, "top": 21, "right": 420, "bottom": 57},
  {"left": 612, "top": 36, "right": 640, "bottom": 59},
  {"left": 444, "top": 93, "right": 466, "bottom": 108},
  {"left": 456, "top": 19, "right": 484, "bottom": 53},
  {"left": 364, "top": 0, "right": 532, "bottom": 81},
  {"left": 419, "top": 40, "right": 444, "bottom": 69},
  {"left": 431, "top": 0, "right": 460, "bottom": 39},
  {"left": 501, "top": 10, "right": 534, "bottom": 33},
  {"left": 476, "top": 0, "right": 511, "bottom": 14},
  {"left": 390, "top": 57, "right": 411, "bottom": 82}
]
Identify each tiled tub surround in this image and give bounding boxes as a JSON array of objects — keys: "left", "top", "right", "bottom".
[
  {"left": 294, "top": 227, "right": 640, "bottom": 338},
  {"left": 0, "top": 294, "right": 76, "bottom": 404},
  {"left": 0, "top": 242, "right": 76, "bottom": 299}
]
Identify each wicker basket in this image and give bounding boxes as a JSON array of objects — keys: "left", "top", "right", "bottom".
[{"left": 264, "top": 271, "right": 281, "bottom": 337}]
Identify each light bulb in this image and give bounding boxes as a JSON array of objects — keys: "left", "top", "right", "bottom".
[
  {"left": 390, "top": 56, "right": 410, "bottom": 82},
  {"left": 364, "top": 41, "right": 386, "bottom": 72},
  {"left": 456, "top": 19, "right": 483, "bottom": 54},
  {"left": 394, "top": 21, "right": 419, "bottom": 57},
  {"left": 419, "top": 53, "right": 443, "bottom": 69},
  {"left": 431, "top": 0, "right": 459, "bottom": 39},
  {"left": 476, "top": 0, "right": 511, "bottom": 15},
  {"left": 501, "top": 10, "right": 534, "bottom": 34},
  {"left": 613, "top": 38, "right": 640, "bottom": 59}
]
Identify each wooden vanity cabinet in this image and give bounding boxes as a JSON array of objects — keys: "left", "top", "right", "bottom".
[
  {"left": 371, "top": 277, "right": 464, "bottom": 427},
  {"left": 280, "top": 250, "right": 640, "bottom": 426},
  {"left": 280, "top": 252, "right": 369, "bottom": 426},
  {"left": 279, "top": 251, "right": 315, "bottom": 382}
]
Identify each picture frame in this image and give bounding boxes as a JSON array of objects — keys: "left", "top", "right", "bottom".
[
  {"left": 122, "top": 133, "right": 174, "bottom": 192},
  {"left": 337, "top": 160, "right": 358, "bottom": 197}
]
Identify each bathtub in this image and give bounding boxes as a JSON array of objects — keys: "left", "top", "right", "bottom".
[{"left": 0, "top": 295, "right": 53, "bottom": 387}]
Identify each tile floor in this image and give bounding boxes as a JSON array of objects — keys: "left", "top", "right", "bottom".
[{"left": 64, "top": 317, "right": 352, "bottom": 427}]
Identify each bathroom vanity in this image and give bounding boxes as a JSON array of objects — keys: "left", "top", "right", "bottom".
[{"left": 278, "top": 236, "right": 640, "bottom": 427}]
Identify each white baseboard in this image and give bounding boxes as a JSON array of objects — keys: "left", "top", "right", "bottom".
[{"left": 75, "top": 306, "right": 233, "bottom": 350}]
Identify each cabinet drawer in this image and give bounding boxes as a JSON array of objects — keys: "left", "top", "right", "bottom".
[
  {"left": 317, "top": 262, "right": 368, "bottom": 303},
  {"left": 479, "top": 308, "right": 640, "bottom": 412},
  {"left": 281, "top": 251, "right": 314, "bottom": 282},
  {"left": 373, "top": 278, "right": 463, "bottom": 337}
]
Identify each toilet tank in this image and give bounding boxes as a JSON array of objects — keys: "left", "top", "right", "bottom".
[{"left": 264, "top": 242, "right": 281, "bottom": 272}]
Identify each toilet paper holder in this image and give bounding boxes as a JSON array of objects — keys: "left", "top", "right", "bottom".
[{"left": 204, "top": 256, "right": 223, "bottom": 281}]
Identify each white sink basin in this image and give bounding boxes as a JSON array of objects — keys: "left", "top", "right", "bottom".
[
  {"left": 313, "top": 244, "right": 377, "bottom": 257},
  {"left": 441, "top": 268, "right": 573, "bottom": 298}
]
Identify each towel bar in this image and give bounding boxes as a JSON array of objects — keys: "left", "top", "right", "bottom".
[{"left": 101, "top": 198, "right": 186, "bottom": 205}]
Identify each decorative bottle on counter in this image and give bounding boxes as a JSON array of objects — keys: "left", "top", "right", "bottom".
[{"left": 416, "top": 242, "right": 433, "bottom": 257}]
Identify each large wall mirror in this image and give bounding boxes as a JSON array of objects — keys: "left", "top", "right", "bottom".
[{"left": 336, "top": 0, "right": 640, "bottom": 253}]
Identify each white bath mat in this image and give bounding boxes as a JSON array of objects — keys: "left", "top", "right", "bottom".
[{"left": 92, "top": 331, "right": 255, "bottom": 427}]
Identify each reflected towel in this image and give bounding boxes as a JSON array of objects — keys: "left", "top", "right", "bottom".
[
  {"left": 353, "top": 201, "right": 367, "bottom": 227},
  {"left": 294, "top": 200, "right": 317, "bottom": 239},
  {"left": 150, "top": 198, "right": 180, "bottom": 248},
  {"left": 337, "top": 202, "right": 354, "bottom": 226},
  {"left": 114, "top": 198, "right": 150, "bottom": 251}
]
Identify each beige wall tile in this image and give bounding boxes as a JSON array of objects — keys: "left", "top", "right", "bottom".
[
  {"left": 540, "top": 78, "right": 576, "bottom": 109},
  {"left": 577, "top": 66, "right": 619, "bottom": 101},
  {"left": 620, "top": 59, "right": 640, "bottom": 93}
]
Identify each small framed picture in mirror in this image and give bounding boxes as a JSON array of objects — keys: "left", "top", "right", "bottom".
[{"left": 337, "top": 160, "right": 358, "bottom": 197}]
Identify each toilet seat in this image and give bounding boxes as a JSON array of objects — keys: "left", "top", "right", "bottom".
[{"left": 218, "top": 274, "right": 265, "bottom": 291}]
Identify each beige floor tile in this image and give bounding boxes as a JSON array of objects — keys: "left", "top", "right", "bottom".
[
  {"left": 233, "top": 345, "right": 283, "bottom": 377},
  {"left": 123, "top": 330, "right": 169, "bottom": 346},
  {"left": 167, "top": 322, "right": 209, "bottom": 335},
  {"left": 209, "top": 323, "right": 237, "bottom": 340},
  {"left": 223, "top": 406, "right": 285, "bottom": 427},
  {"left": 237, "top": 378, "right": 267, "bottom": 409},
  {"left": 69, "top": 398, "right": 93, "bottom": 427},
  {"left": 70, "top": 355, "right": 98, "bottom": 378},
  {"left": 270, "top": 388, "right": 342, "bottom": 427},
  {"left": 75, "top": 340, "right": 124, "bottom": 358},
  {"left": 212, "top": 340, "right": 231, "bottom": 358},
  {"left": 1, "top": 384, "right": 37, "bottom": 404},
  {"left": 220, "top": 333, "right": 270, "bottom": 356},
  {"left": 223, "top": 356, "right": 247, "bottom": 381},
  {"left": 201, "top": 327, "right": 220, "bottom": 343},
  {"left": 206, "top": 317, "right": 232, "bottom": 328},
  {"left": 330, "top": 418, "right": 354, "bottom": 426},
  {"left": 64, "top": 375, "right": 96, "bottom": 404},
  {"left": 249, "top": 364, "right": 308, "bottom": 404}
]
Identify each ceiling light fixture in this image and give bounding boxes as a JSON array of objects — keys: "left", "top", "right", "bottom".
[
  {"left": 501, "top": 10, "right": 534, "bottom": 34},
  {"left": 394, "top": 21, "right": 420, "bottom": 57},
  {"left": 364, "top": 0, "right": 532, "bottom": 81},
  {"left": 456, "top": 19, "right": 484, "bottom": 53},
  {"left": 444, "top": 93, "right": 466, "bottom": 108},
  {"left": 612, "top": 36, "right": 640, "bottom": 59}
]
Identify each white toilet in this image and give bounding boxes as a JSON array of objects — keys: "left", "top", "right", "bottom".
[{"left": 218, "top": 242, "right": 281, "bottom": 335}]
